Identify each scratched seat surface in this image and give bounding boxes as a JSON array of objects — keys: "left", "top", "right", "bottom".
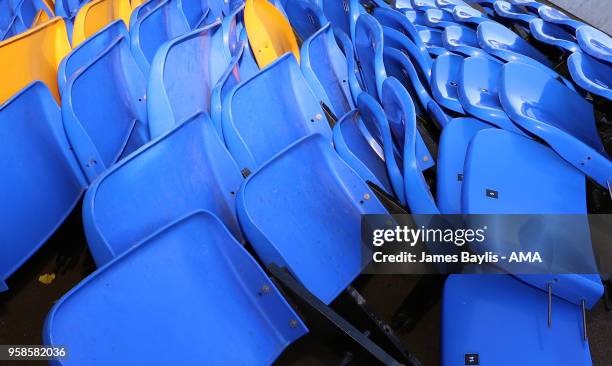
[
  {"left": 222, "top": 53, "right": 330, "bottom": 173},
  {"left": 45, "top": 211, "right": 307, "bottom": 365},
  {"left": 147, "top": 22, "right": 225, "bottom": 139},
  {"left": 0, "top": 82, "right": 86, "bottom": 292},
  {"left": 300, "top": 23, "right": 354, "bottom": 118},
  {"left": 83, "top": 113, "right": 244, "bottom": 266},
  {"left": 237, "top": 134, "right": 387, "bottom": 304},
  {"left": 61, "top": 34, "right": 149, "bottom": 183}
]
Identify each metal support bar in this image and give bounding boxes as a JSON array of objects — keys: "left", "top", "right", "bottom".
[
  {"left": 268, "top": 264, "right": 409, "bottom": 366},
  {"left": 548, "top": 283, "right": 553, "bottom": 328}
]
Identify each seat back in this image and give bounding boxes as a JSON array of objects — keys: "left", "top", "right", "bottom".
[
  {"left": 244, "top": 0, "right": 299, "bottom": 68},
  {"left": 285, "top": 0, "right": 326, "bottom": 41},
  {"left": 83, "top": 113, "right": 243, "bottom": 266},
  {"left": 147, "top": 21, "right": 223, "bottom": 139},
  {"left": 499, "top": 61, "right": 611, "bottom": 187},
  {"left": 300, "top": 23, "right": 353, "bottom": 117},
  {"left": 381, "top": 78, "right": 438, "bottom": 214},
  {"left": 130, "top": 0, "right": 190, "bottom": 73},
  {"left": 237, "top": 134, "right": 387, "bottom": 304},
  {"left": 128, "top": 0, "right": 162, "bottom": 29},
  {"left": 71, "top": 0, "right": 132, "bottom": 46},
  {"left": 45, "top": 211, "right": 307, "bottom": 364},
  {"left": 0, "top": 17, "right": 70, "bottom": 103},
  {"left": 178, "top": 0, "right": 212, "bottom": 28},
  {"left": 62, "top": 35, "right": 148, "bottom": 183},
  {"left": 354, "top": 13, "right": 386, "bottom": 100},
  {"left": 477, "top": 20, "right": 553, "bottom": 68},
  {"left": 0, "top": 82, "right": 86, "bottom": 291},
  {"left": 222, "top": 53, "right": 331, "bottom": 172},
  {"left": 58, "top": 20, "right": 129, "bottom": 92},
  {"left": 211, "top": 34, "right": 259, "bottom": 135}
]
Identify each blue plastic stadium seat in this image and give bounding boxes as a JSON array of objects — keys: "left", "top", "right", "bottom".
[
  {"left": 499, "top": 61, "right": 612, "bottom": 187},
  {"left": 130, "top": 0, "right": 191, "bottom": 74},
  {"left": 457, "top": 55, "right": 526, "bottom": 134},
  {"left": 180, "top": 0, "right": 214, "bottom": 28},
  {"left": 301, "top": 23, "right": 353, "bottom": 118},
  {"left": 477, "top": 20, "right": 553, "bottom": 67},
  {"left": 0, "top": 82, "right": 86, "bottom": 292},
  {"left": 442, "top": 25, "right": 492, "bottom": 58},
  {"left": 395, "top": 0, "right": 413, "bottom": 9},
  {"left": 529, "top": 18, "right": 579, "bottom": 53},
  {"left": 507, "top": 0, "right": 543, "bottom": 11},
  {"left": 411, "top": 0, "right": 437, "bottom": 11},
  {"left": 147, "top": 22, "right": 228, "bottom": 139},
  {"left": 383, "top": 46, "right": 451, "bottom": 128},
  {"left": 211, "top": 33, "right": 259, "bottom": 135},
  {"left": 538, "top": 5, "right": 584, "bottom": 31},
  {"left": 567, "top": 52, "right": 612, "bottom": 101},
  {"left": 129, "top": 0, "right": 164, "bottom": 29},
  {"left": 380, "top": 78, "right": 439, "bottom": 214},
  {"left": 354, "top": 14, "right": 386, "bottom": 100},
  {"left": 333, "top": 107, "right": 394, "bottom": 196},
  {"left": 237, "top": 134, "right": 387, "bottom": 304},
  {"left": 417, "top": 27, "right": 447, "bottom": 55},
  {"left": 83, "top": 113, "right": 244, "bottom": 266},
  {"left": 431, "top": 52, "right": 466, "bottom": 114},
  {"left": 403, "top": 9, "right": 428, "bottom": 26},
  {"left": 436, "top": 117, "right": 493, "bottom": 214},
  {"left": 424, "top": 8, "right": 459, "bottom": 28},
  {"left": 443, "top": 275, "right": 593, "bottom": 366},
  {"left": 320, "top": 0, "right": 361, "bottom": 42},
  {"left": 463, "top": 128, "right": 585, "bottom": 213},
  {"left": 371, "top": 7, "right": 430, "bottom": 65},
  {"left": 45, "top": 211, "right": 307, "bottom": 365},
  {"left": 462, "top": 128, "right": 603, "bottom": 307},
  {"left": 222, "top": 53, "right": 331, "bottom": 173},
  {"left": 382, "top": 27, "right": 432, "bottom": 91},
  {"left": 493, "top": 0, "right": 537, "bottom": 24},
  {"left": 452, "top": 5, "right": 488, "bottom": 26},
  {"left": 285, "top": 0, "right": 327, "bottom": 41},
  {"left": 334, "top": 28, "right": 365, "bottom": 106},
  {"left": 12, "top": 0, "right": 53, "bottom": 29},
  {"left": 576, "top": 25, "right": 612, "bottom": 64},
  {"left": 61, "top": 35, "right": 149, "bottom": 184},
  {"left": 435, "top": 0, "right": 468, "bottom": 10},
  {"left": 58, "top": 20, "right": 129, "bottom": 93}
]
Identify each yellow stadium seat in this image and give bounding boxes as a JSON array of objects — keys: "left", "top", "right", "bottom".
[
  {"left": 130, "top": 0, "right": 145, "bottom": 10},
  {"left": 0, "top": 17, "right": 70, "bottom": 104},
  {"left": 32, "top": 9, "right": 51, "bottom": 27},
  {"left": 244, "top": 0, "right": 299, "bottom": 68},
  {"left": 71, "top": 0, "right": 131, "bottom": 46}
]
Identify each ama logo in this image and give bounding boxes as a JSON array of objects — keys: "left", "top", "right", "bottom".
[{"left": 509, "top": 252, "right": 542, "bottom": 263}]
